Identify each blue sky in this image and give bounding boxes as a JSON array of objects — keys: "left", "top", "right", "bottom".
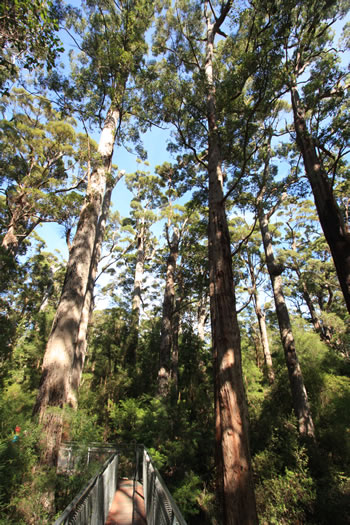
[{"left": 34, "top": 2, "right": 350, "bottom": 265}]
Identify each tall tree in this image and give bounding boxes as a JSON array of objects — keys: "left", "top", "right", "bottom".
[
  {"left": 246, "top": 249, "right": 275, "bottom": 384},
  {"left": 0, "top": 88, "right": 88, "bottom": 259},
  {"left": 70, "top": 170, "right": 124, "bottom": 407},
  {"left": 281, "top": 198, "right": 340, "bottom": 342},
  {"left": 158, "top": 221, "right": 180, "bottom": 396},
  {"left": 151, "top": 2, "right": 258, "bottom": 522},
  {"left": 123, "top": 169, "right": 159, "bottom": 365},
  {"left": 155, "top": 162, "right": 189, "bottom": 397},
  {"left": 229, "top": 215, "right": 276, "bottom": 384},
  {"left": 262, "top": 0, "right": 350, "bottom": 313},
  {"left": 0, "top": 0, "right": 62, "bottom": 92},
  {"left": 33, "top": 0, "right": 155, "bottom": 470},
  {"left": 256, "top": 150, "right": 315, "bottom": 439}
]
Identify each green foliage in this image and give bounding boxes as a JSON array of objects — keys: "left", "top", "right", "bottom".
[
  {"left": 54, "top": 460, "right": 101, "bottom": 520},
  {"left": 64, "top": 407, "right": 104, "bottom": 444},
  {"left": 247, "top": 315, "right": 350, "bottom": 525},
  {"left": 109, "top": 395, "right": 168, "bottom": 446},
  {"left": 107, "top": 392, "right": 214, "bottom": 520},
  {"left": 317, "top": 373, "right": 350, "bottom": 464},
  {"left": 0, "top": 1, "right": 349, "bottom": 524},
  {"left": 172, "top": 471, "right": 202, "bottom": 517},
  {"left": 255, "top": 446, "right": 316, "bottom": 524},
  {"left": 0, "top": 0, "right": 63, "bottom": 92},
  {"left": 0, "top": 415, "right": 49, "bottom": 523},
  {"left": 241, "top": 333, "right": 266, "bottom": 416}
]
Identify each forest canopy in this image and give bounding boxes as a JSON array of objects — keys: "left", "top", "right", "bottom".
[{"left": 0, "top": 1, "right": 349, "bottom": 524}]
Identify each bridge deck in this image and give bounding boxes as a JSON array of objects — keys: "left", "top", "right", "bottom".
[{"left": 105, "top": 479, "right": 147, "bottom": 525}]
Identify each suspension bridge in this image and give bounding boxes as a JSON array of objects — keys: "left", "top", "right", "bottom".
[{"left": 54, "top": 443, "right": 187, "bottom": 525}]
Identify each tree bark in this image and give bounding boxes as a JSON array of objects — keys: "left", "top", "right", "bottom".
[
  {"left": 247, "top": 253, "right": 275, "bottom": 384},
  {"left": 291, "top": 85, "right": 350, "bottom": 314},
  {"left": 125, "top": 218, "right": 146, "bottom": 366},
  {"left": 171, "top": 293, "right": 181, "bottom": 396},
  {"left": 70, "top": 177, "right": 117, "bottom": 406},
  {"left": 33, "top": 106, "right": 120, "bottom": 467},
  {"left": 258, "top": 206, "right": 315, "bottom": 439},
  {"left": 205, "top": 5, "right": 258, "bottom": 523},
  {"left": 132, "top": 219, "right": 145, "bottom": 317},
  {"left": 251, "top": 323, "right": 263, "bottom": 370},
  {"left": 197, "top": 293, "right": 208, "bottom": 341},
  {"left": 1, "top": 193, "right": 28, "bottom": 255},
  {"left": 158, "top": 226, "right": 179, "bottom": 397},
  {"left": 2, "top": 222, "right": 18, "bottom": 255},
  {"left": 294, "top": 266, "right": 330, "bottom": 342}
]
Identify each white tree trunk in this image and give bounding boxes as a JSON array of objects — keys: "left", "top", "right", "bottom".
[
  {"left": 70, "top": 180, "right": 115, "bottom": 406},
  {"left": 33, "top": 106, "right": 120, "bottom": 466}
]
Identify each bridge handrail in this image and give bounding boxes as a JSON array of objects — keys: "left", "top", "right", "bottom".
[
  {"left": 53, "top": 449, "right": 119, "bottom": 525},
  {"left": 142, "top": 447, "right": 187, "bottom": 525},
  {"left": 57, "top": 441, "right": 117, "bottom": 473}
]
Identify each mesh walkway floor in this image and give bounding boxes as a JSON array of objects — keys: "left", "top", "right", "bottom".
[{"left": 105, "top": 479, "right": 147, "bottom": 525}]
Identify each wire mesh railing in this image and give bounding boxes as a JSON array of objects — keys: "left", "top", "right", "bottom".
[
  {"left": 142, "top": 447, "right": 187, "bottom": 525},
  {"left": 57, "top": 442, "right": 117, "bottom": 474},
  {"left": 53, "top": 443, "right": 187, "bottom": 525},
  {"left": 53, "top": 450, "right": 119, "bottom": 525}
]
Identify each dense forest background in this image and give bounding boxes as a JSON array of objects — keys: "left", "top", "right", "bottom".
[{"left": 0, "top": 0, "right": 349, "bottom": 524}]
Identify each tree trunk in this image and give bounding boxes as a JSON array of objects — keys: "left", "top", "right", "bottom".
[
  {"left": 125, "top": 219, "right": 145, "bottom": 366},
  {"left": 300, "top": 277, "right": 323, "bottom": 334},
  {"left": 70, "top": 178, "right": 117, "bottom": 406},
  {"left": 32, "top": 106, "right": 120, "bottom": 467},
  {"left": 291, "top": 85, "right": 350, "bottom": 314},
  {"left": 132, "top": 220, "right": 145, "bottom": 317},
  {"left": 158, "top": 227, "right": 179, "bottom": 397},
  {"left": 197, "top": 293, "right": 208, "bottom": 341},
  {"left": 205, "top": 6, "right": 258, "bottom": 523},
  {"left": 258, "top": 207, "right": 315, "bottom": 439},
  {"left": 171, "top": 294, "right": 181, "bottom": 396},
  {"left": 2, "top": 222, "right": 18, "bottom": 255},
  {"left": 294, "top": 266, "right": 330, "bottom": 342},
  {"left": 1, "top": 194, "right": 28, "bottom": 255},
  {"left": 251, "top": 324, "right": 263, "bottom": 370},
  {"left": 247, "top": 253, "right": 275, "bottom": 384}
]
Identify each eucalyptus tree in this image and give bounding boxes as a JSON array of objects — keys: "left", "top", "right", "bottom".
[
  {"left": 157, "top": 215, "right": 181, "bottom": 396},
  {"left": 259, "top": 0, "right": 350, "bottom": 313},
  {"left": 150, "top": 1, "right": 259, "bottom": 521},
  {"left": 279, "top": 197, "right": 347, "bottom": 347},
  {"left": 0, "top": 88, "right": 87, "bottom": 259},
  {"left": 281, "top": 199, "right": 331, "bottom": 338},
  {"left": 70, "top": 170, "right": 125, "bottom": 405},
  {"left": 0, "top": 236, "right": 65, "bottom": 385},
  {"left": 246, "top": 245, "right": 275, "bottom": 384},
  {"left": 121, "top": 169, "right": 160, "bottom": 365},
  {"left": 33, "top": 0, "right": 155, "bottom": 469},
  {"left": 0, "top": 0, "right": 62, "bottom": 92},
  {"left": 180, "top": 205, "right": 210, "bottom": 341},
  {"left": 154, "top": 162, "right": 191, "bottom": 397},
  {"left": 256, "top": 143, "right": 316, "bottom": 440},
  {"left": 1, "top": 238, "right": 65, "bottom": 377},
  {"left": 228, "top": 214, "right": 275, "bottom": 384}
]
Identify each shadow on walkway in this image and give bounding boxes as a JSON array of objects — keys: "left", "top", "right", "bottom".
[{"left": 105, "top": 479, "right": 146, "bottom": 525}]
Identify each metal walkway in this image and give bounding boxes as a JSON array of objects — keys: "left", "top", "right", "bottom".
[
  {"left": 105, "top": 478, "right": 146, "bottom": 524},
  {"left": 54, "top": 444, "right": 187, "bottom": 525}
]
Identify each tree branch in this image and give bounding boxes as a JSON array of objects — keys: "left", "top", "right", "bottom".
[{"left": 231, "top": 215, "right": 258, "bottom": 257}]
